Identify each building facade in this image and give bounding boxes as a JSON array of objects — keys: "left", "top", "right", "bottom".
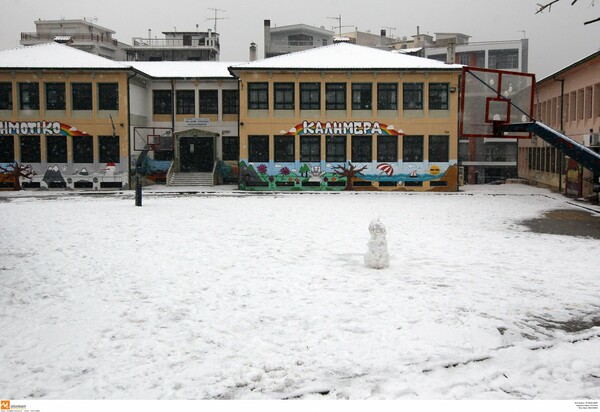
[
  {"left": 0, "top": 43, "right": 131, "bottom": 190},
  {"left": 20, "top": 19, "right": 128, "bottom": 60},
  {"left": 128, "top": 61, "right": 240, "bottom": 185},
  {"left": 230, "top": 43, "right": 462, "bottom": 192},
  {"left": 125, "top": 30, "right": 220, "bottom": 62},
  {"left": 263, "top": 20, "right": 334, "bottom": 58},
  {"left": 519, "top": 50, "right": 600, "bottom": 199}
]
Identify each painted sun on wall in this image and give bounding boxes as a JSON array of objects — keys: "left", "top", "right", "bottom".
[{"left": 239, "top": 121, "right": 458, "bottom": 192}]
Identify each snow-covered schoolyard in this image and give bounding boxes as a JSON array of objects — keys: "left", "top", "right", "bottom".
[{"left": 1, "top": 184, "right": 599, "bottom": 400}]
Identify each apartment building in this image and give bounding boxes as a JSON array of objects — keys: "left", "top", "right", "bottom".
[{"left": 520, "top": 50, "right": 600, "bottom": 199}]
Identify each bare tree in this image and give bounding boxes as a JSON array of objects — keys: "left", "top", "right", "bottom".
[
  {"left": 332, "top": 163, "right": 368, "bottom": 191},
  {"left": 536, "top": 0, "right": 599, "bottom": 24},
  {"left": 0, "top": 162, "right": 35, "bottom": 190}
]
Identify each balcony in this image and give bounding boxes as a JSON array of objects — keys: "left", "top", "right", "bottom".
[
  {"left": 21, "top": 32, "right": 118, "bottom": 46},
  {"left": 128, "top": 37, "right": 219, "bottom": 51}
]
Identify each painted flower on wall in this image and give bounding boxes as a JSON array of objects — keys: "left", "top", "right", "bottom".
[
  {"left": 257, "top": 164, "right": 268, "bottom": 174},
  {"left": 280, "top": 166, "right": 291, "bottom": 176}
]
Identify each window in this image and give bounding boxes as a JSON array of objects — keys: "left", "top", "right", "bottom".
[
  {"left": 488, "top": 49, "right": 519, "bottom": 70},
  {"left": 20, "top": 136, "right": 41, "bottom": 162},
  {"left": 45, "top": 83, "right": 66, "bottom": 110},
  {"left": 300, "top": 83, "right": 320, "bottom": 110},
  {"left": 0, "top": 136, "right": 14, "bottom": 163},
  {"left": 459, "top": 51, "right": 485, "bottom": 67},
  {"left": 153, "top": 90, "right": 172, "bottom": 114},
  {"left": 98, "top": 83, "right": 119, "bottom": 110},
  {"left": 326, "top": 135, "right": 346, "bottom": 162},
  {"left": 289, "top": 34, "right": 313, "bottom": 46},
  {"left": 73, "top": 136, "right": 94, "bottom": 163},
  {"left": 72, "top": 83, "right": 92, "bottom": 110},
  {"left": 429, "top": 135, "right": 449, "bottom": 162},
  {"left": 274, "top": 83, "right": 295, "bottom": 110},
  {"left": 19, "top": 83, "right": 39, "bottom": 110},
  {"left": 0, "top": 83, "right": 12, "bottom": 110},
  {"left": 222, "top": 136, "right": 239, "bottom": 161},
  {"left": 300, "top": 135, "right": 321, "bottom": 162},
  {"left": 199, "top": 90, "right": 218, "bottom": 114},
  {"left": 377, "top": 136, "right": 397, "bottom": 162},
  {"left": 403, "top": 135, "right": 423, "bottom": 162},
  {"left": 248, "top": 135, "right": 269, "bottom": 162},
  {"left": 352, "top": 83, "right": 372, "bottom": 110},
  {"left": 46, "top": 136, "right": 67, "bottom": 163},
  {"left": 274, "top": 136, "right": 295, "bottom": 162},
  {"left": 248, "top": 83, "right": 268, "bottom": 110},
  {"left": 99, "top": 135, "right": 120, "bottom": 163},
  {"left": 377, "top": 83, "right": 397, "bottom": 110},
  {"left": 403, "top": 83, "right": 423, "bottom": 110},
  {"left": 176, "top": 90, "right": 195, "bottom": 114},
  {"left": 222, "top": 90, "right": 239, "bottom": 114},
  {"left": 429, "top": 83, "right": 449, "bottom": 110},
  {"left": 351, "top": 135, "right": 372, "bottom": 162},
  {"left": 326, "top": 83, "right": 346, "bottom": 110}
]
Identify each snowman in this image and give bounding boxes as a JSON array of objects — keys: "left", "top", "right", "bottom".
[{"left": 364, "top": 218, "right": 390, "bottom": 269}]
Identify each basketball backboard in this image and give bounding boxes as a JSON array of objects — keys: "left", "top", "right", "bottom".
[
  {"left": 133, "top": 127, "right": 174, "bottom": 152},
  {"left": 460, "top": 67, "right": 535, "bottom": 138}
]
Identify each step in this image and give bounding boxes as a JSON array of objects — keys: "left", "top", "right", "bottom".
[{"left": 168, "top": 172, "right": 214, "bottom": 187}]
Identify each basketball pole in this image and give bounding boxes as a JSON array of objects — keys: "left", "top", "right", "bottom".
[{"left": 135, "top": 145, "right": 150, "bottom": 207}]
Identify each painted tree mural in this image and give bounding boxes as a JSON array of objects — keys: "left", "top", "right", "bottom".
[
  {"left": 0, "top": 162, "right": 34, "bottom": 191},
  {"left": 332, "top": 163, "right": 368, "bottom": 191}
]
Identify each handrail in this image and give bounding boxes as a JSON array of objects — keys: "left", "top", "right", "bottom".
[
  {"left": 212, "top": 161, "right": 218, "bottom": 186},
  {"left": 166, "top": 160, "right": 175, "bottom": 186}
]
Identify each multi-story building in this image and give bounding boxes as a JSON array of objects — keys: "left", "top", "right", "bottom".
[
  {"left": 20, "top": 19, "right": 128, "bottom": 60},
  {"left": 230, "top": 42, "right": 462, "bottom": 192},
  {"left": 519, "top": 50, "right": 600, "bottom": 199},
  {"left": 0, "top": 43, "right": 132, "bottom": 189},
  {"left": 263, "top": 20, "right": 334, "bottom": 58},
  {"left": 125, "top": 30, "right": 220, "bottom": 62},
  {"left": 0, "top": 43, "right": 240, "bottom": 190}
]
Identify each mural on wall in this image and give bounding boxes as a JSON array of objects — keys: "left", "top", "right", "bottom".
[
  {"left": 0, "top": 121, "right": 127, "bottom": 189},
  {"left": 0, "top": 162, "right": 34, "bottom": 190},
  {"left": 239, "top": 121, "right": 457, "bottom": 191}
]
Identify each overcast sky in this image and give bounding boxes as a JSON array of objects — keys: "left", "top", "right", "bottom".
[{"left": 2, "top": 0, "right": 599, "bottom": 79}]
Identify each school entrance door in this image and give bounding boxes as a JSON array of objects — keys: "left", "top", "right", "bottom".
[{"left": 178, "top": 135, "right": 215, "bottom": 173}]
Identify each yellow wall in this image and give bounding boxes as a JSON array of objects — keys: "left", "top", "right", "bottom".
[
  {"left": 0, "top": 70, "right": 131, "bottom": 188},
  {"left": 237, "top": 69, "right": 460, "bottom": 191}
]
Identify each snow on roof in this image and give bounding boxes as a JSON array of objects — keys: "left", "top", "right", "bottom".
[
  {"left": 0, "top": 42, "right": 130, "bottom": 70},
  {"left": 131, "top": 61, "right": 241, "bottom": 79},
  {"left": 231, "top": 42, "right": 463, "bottom": 72}
]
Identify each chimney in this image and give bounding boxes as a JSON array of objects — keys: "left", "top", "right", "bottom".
[
  {"left": 264, "top": 20, "right": 271, "bottom": 59},
  {"left": 446, "top": 42, "right": 456, "bottom": 64},
  {"left": 380, "top": 29, "right": 386, "bottom": 46},
  {"left": 249, "top": 42, "right": 258, "bottom": 61}
]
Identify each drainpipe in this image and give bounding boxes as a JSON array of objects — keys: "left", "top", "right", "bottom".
[
  {"left": 127, "top": 70, "right": 138, "bottom": 189},
  {"left": 554, "top": 77, "right": 564, "bottom": 193}
]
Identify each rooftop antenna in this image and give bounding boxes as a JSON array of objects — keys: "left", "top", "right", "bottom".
[
  {"left": 381, "top": 27, "right": 396, "bottom": 37},
  {"left": 327, "top": 14, "right": 353, "bottom": 36},
  {"left": 207, "top": 8, "right": 228, "bottom": 33}
]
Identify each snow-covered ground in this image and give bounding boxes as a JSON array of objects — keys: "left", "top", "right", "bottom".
[{"left": 1, "top": 184, "right": 599, "bottom": 400}]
